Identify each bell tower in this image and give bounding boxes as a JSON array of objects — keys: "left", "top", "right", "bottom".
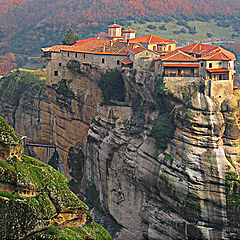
[
  {"left": 122, "top": 29, "right": 136, "bottom": 40},
  {"left": 107, "top": 24, "right": 123, "bottom": 40}
]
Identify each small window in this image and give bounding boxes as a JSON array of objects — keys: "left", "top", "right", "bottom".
[
  {"left": 67, "top": 52, "right": 70, "bottom": 57},
  {"left": 54, "top": 71, "right": 58, "bottom": 76},
  {"left": 117, "top": 60, "right": 120, "bottom": 65},
  {"left": 209, "top": 63, "right": 212, "bottom": 68},
  {"left": 83, "top": 54, "right": 86, "bottom": 59},
  {"left": 201, "top": 62, "right": 203, "bottom": 67},
  {"left": 75, "top": 52, "right": 78, "bottom": 58},
  {"left": 219, "top": 62, "right": 222, "bottom": 65},
  {"left": 59, "top": 63, "right": 62, "bottom": 66},
  {"left": 102, "top": 58, "right": 105, "bottom": 64}
]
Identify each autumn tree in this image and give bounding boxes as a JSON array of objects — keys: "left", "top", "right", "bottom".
[{"left": 62, "top": 28, "right": 79, "bottom": 45}]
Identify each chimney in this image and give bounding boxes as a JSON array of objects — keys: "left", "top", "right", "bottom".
[
  {"left": 127, "top": 39, "right": 129, "bottom": 46},
  {"left": 103, "top": 43, "right": 106, "bottom": 52},
  {"left": 110, "top": 40, "right": 113, "bottom": 47}
]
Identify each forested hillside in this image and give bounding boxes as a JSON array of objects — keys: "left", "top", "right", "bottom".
[{"left": 0, "top": 0, "right": 240, "bottom": 75}]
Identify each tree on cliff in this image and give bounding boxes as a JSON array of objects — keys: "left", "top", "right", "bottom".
[
  {"left": 62, "top": 28, "right": 79, "bottom": 45},
  {"left": 97, "top": 69, "right": 125, "bottom": 104}
]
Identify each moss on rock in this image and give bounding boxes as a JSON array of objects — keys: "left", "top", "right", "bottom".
[
  {"left": 0, "top": 116, "right": 22, "bottom": 145},
  {"left": 0, "top": 116, "right": 112, "bottom": 240}
]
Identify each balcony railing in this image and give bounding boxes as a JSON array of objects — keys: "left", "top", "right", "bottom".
[{"left": 164, "top": 73, "right": 200, "bottom": 77}]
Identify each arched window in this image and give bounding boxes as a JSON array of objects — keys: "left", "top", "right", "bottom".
[
  {"left": 102, "top": 58, "right": 105, "bottom": 64},
  {"left": 67, "top": 52, "right": 70, "bottom": 57},
  {"left": 83, "top": 54, "right": 86, "bottom": 59},
  {"left": 75, "top": 52, "right": 78, "bottom": 58},
  {"left": 117, "top": 60, "right": 120, "bottom": 65}
]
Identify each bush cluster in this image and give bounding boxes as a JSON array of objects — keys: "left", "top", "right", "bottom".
[{"left": 97, "top": 69, "right": 125, "bottom": 104}]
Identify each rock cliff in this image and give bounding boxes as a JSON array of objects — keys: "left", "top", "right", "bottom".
[
  {"left": 0, "top": 68, "right": 101, "bottom": 185},
  {"left": 82, "top": 69, "right": 240, "bottom": 239},
  {"left": 1, "top": 66, "right": 240, "bottom": 239},
  {"left": 0, "top": 115, "right": 112, "bottom": 240}
]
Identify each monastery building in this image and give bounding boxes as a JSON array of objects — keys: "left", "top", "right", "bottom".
[{"left": 42, "top": 23, "right": 236, "bottom": 101}]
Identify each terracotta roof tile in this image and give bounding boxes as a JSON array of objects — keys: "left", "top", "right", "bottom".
[
  {"left": 179, "top": 43, "right": 218, "bottom": 55},
  {"left": 122, "top": 29, "right": 136, "bottom": 33},
  {"left": 160, "top": 50, "right": 198, "bottom": 62},
  {"left": 200, "top": 51, "right": 230, "bottom": 61},
  {"left": 121, "top": 59, "right": 133, "bottom": 65},
  {"left": 43, "top": 39, "right": 136, "bottom": 55},
  {"left": 129, "top": 35, "right": 177, "bottom": 44},
  {"left": 108, "top": 24, "right": 123, "bottom": 28},
  {"left": 74, "top": 38, "right": 97, "bottom": 45},
  {"left": 179, "top": 43, "right": 236, "bottom": 60},
  {"left": 41, "top": 45, "right": 72, "bottom": 52},
  {"left": 206, "top": 68, "right": 230, "bottom": 73},
  {"left": 163, "top": 63, "right": 200, "bottom": 67},
  {"left": 128, "top": 46, "right": 147, "bottom": 55}
]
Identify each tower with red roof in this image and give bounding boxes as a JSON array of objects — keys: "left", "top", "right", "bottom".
[{"left": 107, "top": 24, "right": 123, "bottom": 40}]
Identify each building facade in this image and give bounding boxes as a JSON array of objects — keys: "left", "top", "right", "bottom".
[{"left": 154, "top": 43, "right": 236, "bottom": 102}]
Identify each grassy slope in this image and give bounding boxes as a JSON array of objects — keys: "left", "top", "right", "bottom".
[{"left": 130, "top": 19, "right": 236, "bottom": 43}]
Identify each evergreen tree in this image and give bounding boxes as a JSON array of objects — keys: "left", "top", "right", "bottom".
[{"left": 62, "top": 28, "right": 79, "bottom": 45}]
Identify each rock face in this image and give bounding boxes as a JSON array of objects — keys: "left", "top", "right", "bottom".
[
  {"left": 1, "top": 66, "right": 240, "bottom": 239},
  {"left": 0, "top": 68, "right": 101, "bottom": 180},
  {"left": 0, "top": 116, "right": 112, "bottom": 240},
  {"left": 81, "top": 69, "right": 240, "bottom": 239}
]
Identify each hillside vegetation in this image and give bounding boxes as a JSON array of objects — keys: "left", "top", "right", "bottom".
[{"left": 0, "top": 0, "right": 239, "bottom": 74}]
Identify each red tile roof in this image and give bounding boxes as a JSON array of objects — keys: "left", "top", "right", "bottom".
[
  {"left": 219, "top": 47, "right": 236, "bottom": 60},
  {"left": 200, "top": 51, "right": 231, "bottom": 61},
  {"left": 42, "top": 39, "right": 137, "bottom": 55},
  {"left": 179, "top": 43, "right": 236, "bottom": 60},
  {"left": 129, "top": 35, "right": 177, "bottom": 44},
  {"left": 199, "top": 47, "right": 236, "bottom": 61},
  {"left": 74, "top": 38, "right": 97, "bottom": 45},
  {"left": 163, "top": 63, "right": 200, "bottom": 67},
  {"left": 108, "top": 24, "right": 123, "bottom": 28},
  {"left": 121, "top": 59, "right": 133, "bottom": 65},
  {"left": 160, "top": 50, "right": 198, "bottom": 62},
  {"left": 122, "top": 29, "right": 136, "bottom": 33},
  {"left": 41, "top": 45, "right": 72, "bottom": 52},
  {"left": 206, "top": 68, "right": 230, "bottom": 73},
  {"left": 129, "top": 46, "right": 147, "bottom": 55},
  {"left": 179, "top": 43, "right": 218, "bottom": 55}
]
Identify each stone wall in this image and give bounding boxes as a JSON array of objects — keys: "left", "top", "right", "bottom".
[
  {"left": 205, "top": 79, "right": 234, "bottom": 103},
  {"left": 46, "top": 51, "right": 128, "bottom": 84},
  {"left": 164, "top": 77, "right": 203, "bottom": 102}
]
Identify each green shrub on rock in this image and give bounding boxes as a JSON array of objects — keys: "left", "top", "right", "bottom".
[
  {"left": 97, "top": 69, "right": 125, "bottom": 104},
  {"left": 151, "top": 112, "right": 176, "bottom": 152}
]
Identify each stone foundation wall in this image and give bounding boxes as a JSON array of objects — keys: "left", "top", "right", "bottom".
[{"left": 205, "top": 79, "right": 233, "bottom": 104}]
